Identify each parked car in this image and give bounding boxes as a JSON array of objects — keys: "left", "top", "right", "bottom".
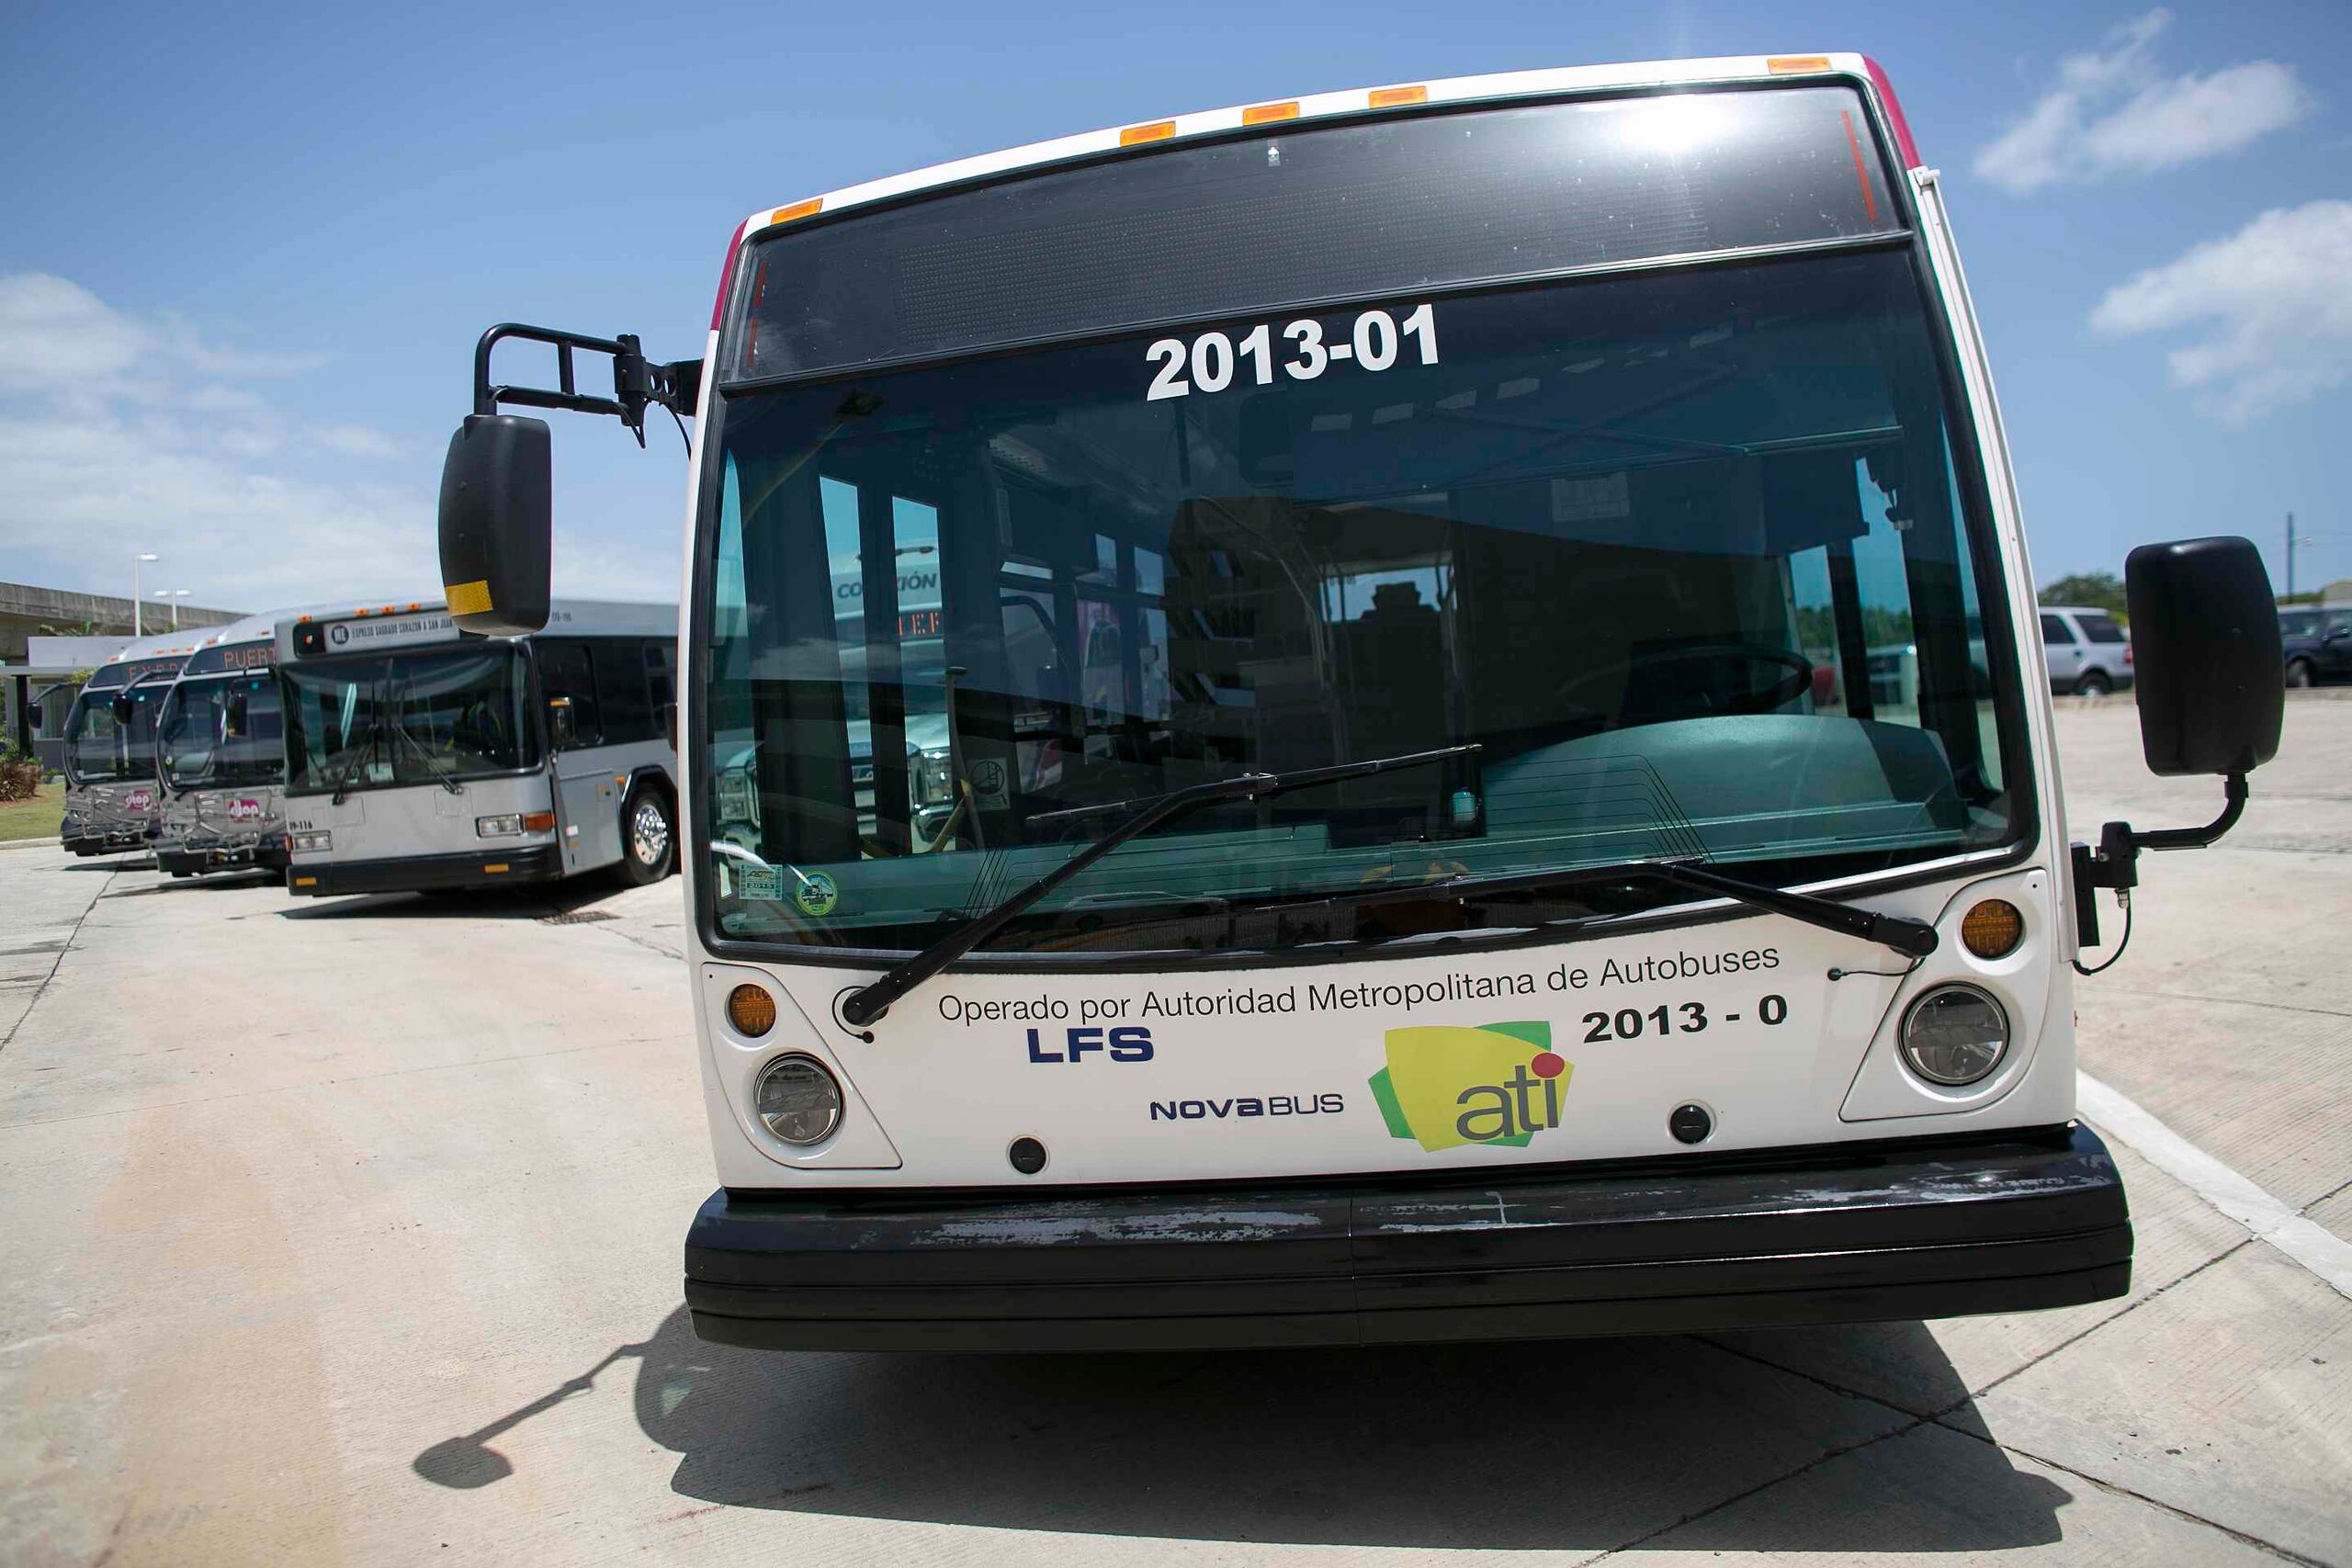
[
  {"left": 2281, "top": 605, "right": 2352, "bottom": 688},
  {"left": 2040, "top": 605, "right": 2133, "bottom": 696}
]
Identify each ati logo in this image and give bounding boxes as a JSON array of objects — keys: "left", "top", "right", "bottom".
[
  {"left": 1368, "top": 1021, "right": 1571, "bottom": 1153},
  {"left": 226, "top": 798, "right": 263, "bottom": 821}
]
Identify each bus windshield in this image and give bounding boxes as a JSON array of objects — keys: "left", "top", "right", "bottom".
[
  {"left": 283, "top": 647, "right": 537, "bottom": 794},
  {"left": 64, "top": 682, "right": 168, "bottom": 784},
  {"left": 705, "top": 243, "right": 2021, "bottom": 957},
  {"left": 159, "top": 673, "right": 286, "bottom": 790}
]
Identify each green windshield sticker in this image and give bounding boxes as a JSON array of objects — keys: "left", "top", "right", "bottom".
[{"left": 793, "top": 870, "right": 840, "bottom": 919}]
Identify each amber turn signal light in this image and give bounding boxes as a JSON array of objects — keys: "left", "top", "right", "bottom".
[
  {"left": 1961, "top": 898, "right": 2024, "bottom": 959},
  {"left": 728, "top": 983, "right": 778, "bottom": 1037}
]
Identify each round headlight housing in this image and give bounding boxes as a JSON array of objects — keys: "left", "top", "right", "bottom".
[
  {"left": 753, "top": 1055, "right": 842, "bottom": 1145},
  {"left": 1899, "top": 984, "right": 2011, "bottom": 1087}
]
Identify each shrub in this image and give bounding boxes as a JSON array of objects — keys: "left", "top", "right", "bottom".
[{"left": 0, "top": 745, "right": 40, "bottom": 802}]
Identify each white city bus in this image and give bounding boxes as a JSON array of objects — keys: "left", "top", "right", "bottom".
[
  {"left": 277, "top": 599, "right": 679, "bottom": 897},
  {"left": 437, "top": 53, "right": 2282, "bottom": 1351},
  {"left": 153, "top": 613, "right": 292, "bottom": 877},
  {"left": 58, "top": 632, "right": 199, "bottom": 858}
]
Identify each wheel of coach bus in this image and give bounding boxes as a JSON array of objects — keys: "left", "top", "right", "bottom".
[{"left": 619, "top": 784, "right": 675, "bottom": 886}]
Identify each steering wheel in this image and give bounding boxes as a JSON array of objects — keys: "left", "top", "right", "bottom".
[{"left": 1555, "top": 642, "right": 1816, "bottom": 719}]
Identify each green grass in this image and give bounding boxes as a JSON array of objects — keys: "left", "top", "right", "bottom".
[{"left": 0, "top": 780, "right": 66, "bottom": 843}]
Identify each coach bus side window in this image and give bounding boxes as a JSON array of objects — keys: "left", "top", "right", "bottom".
[
  {"left": 592, "top": 640, "right": 663, "bottom": 745},
  {"left": 538, "top": 641, "right": 603, "bottom": 750}
]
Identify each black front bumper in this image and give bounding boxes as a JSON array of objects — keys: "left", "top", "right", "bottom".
[
  {"left": 685, "top": 1124, "right": 2132, "bottom": 1353},
  {"left": 158, "top": 840, "right": 288, "bottom": 875},
  {"left": 63, "top": 829, "right": 150, "bottom": 857},
  {"left": 285, "top": 844, "right": 562, "bottom": 897}
]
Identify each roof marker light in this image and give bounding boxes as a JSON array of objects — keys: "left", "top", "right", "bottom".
[
  {"left": 1120, "top": 119, "right": 1175, "bottom": 146},
  {"left": 1369, "top": 85, "right": 1428, "bottom": 108},
  {"left": 1768, "top": 55, "right": 1832, "bottom": 73},
  {"left": 768, "top": 197, "right": 823, "bottom": 227},
  {"left": 1243, "top": 100, "right": 1299, "bottom": 126}
]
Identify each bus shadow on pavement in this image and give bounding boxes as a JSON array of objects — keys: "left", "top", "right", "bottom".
[
  {"left": 415, "top": 1306, "right": 2068, "bottom": 1552},
  {"left": 275, "top": 883, "right": 621, "bottom": 922}
]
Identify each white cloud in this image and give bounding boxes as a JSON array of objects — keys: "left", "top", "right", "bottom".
[
  {"left": 314, "top": 423, "right": 401, "bottom": 459},
  {"left": 0, "top": 273, "right": 435, "bottom": 606},
  {"left": 2088, "top": 199, "right": 2352, "bottom": 422},
  {"left": 1975, "top": 10, "right": 2310, "bottom": 193}
]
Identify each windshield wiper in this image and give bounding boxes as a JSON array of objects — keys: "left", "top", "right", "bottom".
[
  {"left": 1332, "top": 857, "right": 1939, "bottom": 958},
  {"left": 839, "top": 743, "right": 1480, "bottom": 1028},
  {"left": 330, "top": 721, "right": 382, "bottom": 807},
  {"left": 1003, "top": 855, "right": 1941, "bottom": 965},
  {"left": 382, "top": 712, "right": 465, "bottom": 795}
]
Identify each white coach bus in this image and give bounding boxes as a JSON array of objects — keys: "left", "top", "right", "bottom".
[
  {"left": 153, "top": 613, "right": 292, "bottom": 877},
  {"left": 58, "top": 632, "right": 199, "bottom": 859},
  {"left": 435, "top": 54, "right": 2281, "bottom": 1351},
  {"left": 277, "top": 599, "right": 679, "bottom": 897}
]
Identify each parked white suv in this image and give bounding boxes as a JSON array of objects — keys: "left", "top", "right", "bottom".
[{"left": 2040, "top": 604, "right": 2134, "bottom": 696}]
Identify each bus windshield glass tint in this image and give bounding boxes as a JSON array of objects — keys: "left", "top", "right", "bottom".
[
  {"left": 284, "top": 649, "right": 537, "bottom": 794},
  {"left": 64, "top": 682, "right": 168, "bottom": 784},
  {"left": 160, "top": 675, "right": 286, "bottom": 789},
  {"left": 704, "top": 249, "right": 2020, "bottom": 956},
  {"left": 727, "top": 86, "right": 1904, "bottom": 380}
]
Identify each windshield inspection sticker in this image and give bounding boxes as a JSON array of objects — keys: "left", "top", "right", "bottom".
[
  {"left": 1370, "top": 1020, "right": 1570, "bottom": 1153},
  {"left": 733, "top": 864, "right": 784, "bottom": 904},
  {"left": 792, "top": 870, "right": 840, "bottom": 919}
]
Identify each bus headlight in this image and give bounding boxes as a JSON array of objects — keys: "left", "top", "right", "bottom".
[
  {"left": 290, "top": 829, "right": 332, "bottom": 852},
  {"left": 476, "top": 814, "right": 523, "bottom": 838},
  {"left": 1899, "top": 984, "right": 2010, "bottom": 1086},
  {"left": 754, "top": 1055, "right": 842, "bottom": 1145}
]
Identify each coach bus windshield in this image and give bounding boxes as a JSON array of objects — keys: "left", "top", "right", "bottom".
[
  {"left": 284, "top": 647, "right": 537, "bottom": 794},
  {"left": 159, "top": 673, "right": 286, "bottom": 790},
  {"left": 64, "top": 682, "right": 168, "bottom": 785},
  {"left": 700, "top": 90, "right": 2022, "bottom": 958}
]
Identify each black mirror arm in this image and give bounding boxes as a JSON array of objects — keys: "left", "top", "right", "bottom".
[
  {"left": 472, "top": 323, "right": 700, "bottom": 447},
  {"left": 2077, "top": 772, "right": 2248, "bottom": 897}
]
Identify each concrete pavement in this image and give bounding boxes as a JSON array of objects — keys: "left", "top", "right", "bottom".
[{"left": 1, "top": 700, "right": 2346, "bottom": 1565}]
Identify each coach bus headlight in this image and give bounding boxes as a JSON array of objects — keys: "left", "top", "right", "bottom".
[
  {"left": 476, "top": 814, "right": 523, "bottom": 838},
  {"left": 1899, "top": 984, "right": 2010, "bottom": 1087},
  {"left": 290, "top": 829, "right": 332, "bottom": 852},
  {"left": 754, "top": 1055, "right": 842, "bottom": 1145}
]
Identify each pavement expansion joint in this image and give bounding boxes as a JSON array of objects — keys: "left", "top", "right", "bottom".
[
  {"left": 1945, "top": 1239, "right": 2256, "bottom": 1413},
  {"left": 2081, "top": 1074, "right": 2352, "bottom": 1301},
  {"left": 1578, "top": 1413, "right": 1941, "bottom": 1564},
  {"left": 2100, "top": 986, "right": 2352, "bottom": 1021},
  {"left": 1942, "top": 1429, "right": 2330, "bottom": 1566},
  {"left": 0, "top": 862, "right": 116, "bottom": 1056}
]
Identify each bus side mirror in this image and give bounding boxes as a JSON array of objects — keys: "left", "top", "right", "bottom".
[
  {"left": 438, "top": 413, "right": 552, "bottom": 637},
  {"left": 111, "top": 694, "right": 133, "bottom": 722},
  {"left": 24, "top": 704, "right": 40, "bottom": 730},
  {"left": 662, "top": 701, "right": 678, "bottom": 751},
  {"left": 548, "top": 694, "right": 577, "bottom": 749},
  {"left": 2125, "top": 536, "right": 2282, "bottom": 777},
  {"left": 224, "top": 692, "right": 251, "bottom": 739}
]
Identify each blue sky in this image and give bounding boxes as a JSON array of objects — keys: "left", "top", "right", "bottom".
[{"left": 1, "top": 0, "right": 2346, "bottom": 611}]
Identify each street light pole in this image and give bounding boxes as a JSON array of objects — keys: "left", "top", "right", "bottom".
[
  {"left": 155, "top": 589, "right": 191, "bottom": 630},
  {"left": 2286, "top": 513, "right": 2315, "bottom": 601},
  {"left": 132, "top": 552, "right": 159, "bottom": 636}
]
